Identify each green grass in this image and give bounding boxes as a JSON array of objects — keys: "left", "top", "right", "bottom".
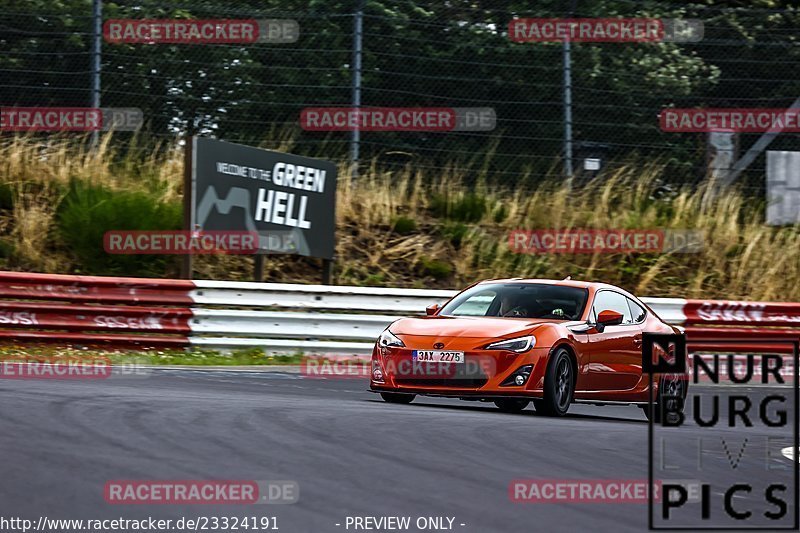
[
  {"left": 56, "top": 180, "right": 182, "bottom": 276},
  {"left": 391, "top": 215, "right": 418, "bottom": 235}
]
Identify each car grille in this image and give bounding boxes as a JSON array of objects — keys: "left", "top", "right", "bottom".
[{"left": 394, "top": 378, "right": 488, "bottom": 388}]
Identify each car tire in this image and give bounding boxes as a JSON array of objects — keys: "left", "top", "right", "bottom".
[
  {"left": 537, "top": 348, "right": 574, "bottom": 416},
  {"left": 494, "top": 399, "right": 530, "bottom": 413},
  {"left": 642, "top": 374, "right": 686, "bottom": 423},
  {"left": 380, "top": 392, "right": 416, "bottom": 404}
]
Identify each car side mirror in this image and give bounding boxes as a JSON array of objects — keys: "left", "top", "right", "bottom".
[
  {"left": 426, "top": 303, "right": 440, "bottom": 316},
  {"left": 597, "top": 309, "right": 624, "bottom": 327}
]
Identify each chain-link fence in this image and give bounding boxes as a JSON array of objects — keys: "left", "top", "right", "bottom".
[{"left": 2, "top": 0, "right": 800, "bottom": 192}]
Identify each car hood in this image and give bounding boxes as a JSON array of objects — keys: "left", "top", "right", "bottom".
[{"left": 389, "top": 315, "right": 563, "bottom": 339}]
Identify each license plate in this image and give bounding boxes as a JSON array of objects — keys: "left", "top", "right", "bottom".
[{"left": 412, "top": 350, "right": 465, "bottom": 363}]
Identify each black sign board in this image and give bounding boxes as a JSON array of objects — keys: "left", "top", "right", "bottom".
[{"left": 189, "top": 137, "right": 337, "bottom": 260}]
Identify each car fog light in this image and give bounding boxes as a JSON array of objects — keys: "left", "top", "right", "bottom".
[
  {"left": 500, "top": 364, "right": 534, "bottom": 387},
  {"left": 373, "top": 368, "right": 384, "bottom": 382}
]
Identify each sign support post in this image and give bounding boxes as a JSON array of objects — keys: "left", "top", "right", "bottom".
[
  {"left": 181, "top": 138, "right": 194, "bottom": 279},
  {"left": 322, "top": 259, "right": 333, "bottom": 285},
  {"left": 254, "top": 255, "right": 265, "bottom": 282}
]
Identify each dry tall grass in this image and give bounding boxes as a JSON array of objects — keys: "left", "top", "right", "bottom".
[{"left": 1, "top": 134, "right": 798, "bottom": 301}]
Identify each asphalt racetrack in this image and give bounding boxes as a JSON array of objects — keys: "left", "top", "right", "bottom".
[{"left": 1, "top": 369, "right": 796, "bottom": 532}]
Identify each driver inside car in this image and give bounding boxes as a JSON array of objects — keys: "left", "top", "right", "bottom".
[
  {"left": 499, "top": 292, "right": 543, "bottom": 317},
  {"left": 497, "top": 292, "right": 577, "bottom": 319}
]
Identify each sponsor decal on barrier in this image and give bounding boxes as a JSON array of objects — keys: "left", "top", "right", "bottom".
[
  {"left": 0, "top": 311, "right": 38, "bottom": 326},
  {"left": 0, "top": 107, "right": 143, "bottom": 132},
  {"left": 104, "top": 480, "right": 298, "bottom": 504},
  {"left": 509, "top": 18, "right": 703, "bottom": 43},
  {"left": 509, "top": 229, "right": 704, "bottom": 254},
  {"left": 103, "top": 19, "right": 299, "bottom": 44},
  {"left": 687, "top": 301, "right": 800, "bottom": 325},
  {"left": 104, "top": 230, "right": 259, "bottom": 255},
  {"left": 300, "top": 107, "right": 496, "bottom": 132},
  {"left": 93, "top": 315, "right": 166, "bottom": 330},
  {"left": 660, "top": 109, "right": 800, "bottom": 133}
]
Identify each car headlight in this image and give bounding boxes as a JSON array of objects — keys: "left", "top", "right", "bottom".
[
  {"left": 485, "top": 335, "right": 535, "bottom": 353},
  {"left": 378, "top": 329, "right": 405, "bottom": 348}
]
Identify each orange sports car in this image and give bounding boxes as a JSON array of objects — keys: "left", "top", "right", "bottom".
[{"left": 369, "top": 278, "right": 687, "bottom": 419}]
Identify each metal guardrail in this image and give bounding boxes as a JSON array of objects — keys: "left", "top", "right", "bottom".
[
  {"left": 191, "top": 280, "right": 456, "bottom": 313},
  {"left": 191, "top": 310, "right": 396, "bottom": 340},
  {"left": 1, "top": 271, "right": 799, "bottom": 355}
]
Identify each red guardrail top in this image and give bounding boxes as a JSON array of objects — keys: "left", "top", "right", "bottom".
[
  {"left": 0, "top": 272, "right": 195, "bottom": 305},
  {"left": 0, "top": 271, "right": 195, "bottom": 288}
]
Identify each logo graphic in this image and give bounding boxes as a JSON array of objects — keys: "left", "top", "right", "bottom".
[
  {"left": 194, "top": 186, "right": 310, "bottom": 255},
  {"left": 0, "top": 355, "right": 112, "bottom": 379},
  {"left": 301, "top": 359, "right": 370, "bottom": 379},
  {"left": 104, "top": 230, "right": 259, "bottom": 255},
  {"left": 104, "top": 19, "right": 299, "bottom": 44},
  {"left": 509, "top": 18, "right": 703, "bottom": 43},
  {"left": 648, "top": 341, "right": 799, "bottom": 530},
  {"left": 642, "top": 332, "right": 687, "bottom": 374},
  {"left": 510, "top": 479, "right": 662, "bottom": 503},
  {"left": 104, "top": 480, "right": 299, "bottom": 504},
  {"left": 509, "top": 229, "right": 704, "bottom": 254},
  {"left": 660, "top": 109, "right": 800, "bottom": 133},
  {"left": 0, "top": 107, "right": 143, "bottom": 132},
  {"left": 433, "top": 342, "right": 445, "bottom": 349},
  {"left": 300, "top": 107, "right": 496, "bottom": 132}
]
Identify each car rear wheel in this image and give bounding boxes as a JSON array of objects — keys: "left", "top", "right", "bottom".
[
  {"left": 642, "top": 374, "right": 686, "bottom": 423},
  {"left": 494, "top": 399, "right": 530, "bottom": 413},
  {"left": 380, "top": 392, "right": 416, "bottom": 404},
  {"left": 536, "top": 348, "right": 574, "bottom": 416}
]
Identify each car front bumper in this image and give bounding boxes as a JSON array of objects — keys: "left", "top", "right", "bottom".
[{"left": 369, "top": 343, "right": 552, "bottom": 398}]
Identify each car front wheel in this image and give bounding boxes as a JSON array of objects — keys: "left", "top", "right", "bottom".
[
  {"left": 642, "top": 374, "right": 686, "bottom": 423},
  {"left": 535, "top": 348, "right": 574, "bottom": 416}
]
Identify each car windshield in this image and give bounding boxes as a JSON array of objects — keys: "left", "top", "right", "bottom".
[{"left": 439, "top": 283, "right": 589, "bottom": 320}]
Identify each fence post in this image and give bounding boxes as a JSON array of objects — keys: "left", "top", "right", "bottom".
[
  {"left": 562, "top": 0, "right": 577, "bottom": 187},
  {"left": 349, "top": 0, "right": 365, "bottom": 180},
  {"left": 563, "top": 38, "right": 573, "bottom": 186},
  {"left": 90, "top": 0, "right": 102, "bottom": 148}
]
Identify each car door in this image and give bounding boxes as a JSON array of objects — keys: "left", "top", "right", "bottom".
[{"left": 585, "top": 290, "right": 643, "bottom": 392}]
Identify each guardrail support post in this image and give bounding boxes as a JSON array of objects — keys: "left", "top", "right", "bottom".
[{"left": 254, "top": 255, "right": 265, "bottom": 282}]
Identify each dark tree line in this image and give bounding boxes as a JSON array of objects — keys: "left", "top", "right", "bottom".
[{"left": 2, "top": 0, "right": 800, "bottom": 187}]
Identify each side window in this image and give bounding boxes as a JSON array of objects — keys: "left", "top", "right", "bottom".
[
  {"left": 451, "top": 291, "right": 497, "bottom": 316},
  {"left": 592, "top": 291, "right": 633, "bottom": 325},
  {"left": 627, "top": 298, "right": 647, "bottom": 323}
]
